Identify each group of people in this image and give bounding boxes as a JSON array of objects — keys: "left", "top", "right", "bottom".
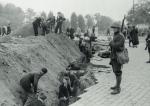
[
  {"left": 0, "top": 24, "right": 11, "bottom": 36},
  {"left": 32, "top": 12, "right": 65, "bottom": 36},
  {"left": 19, "top": 64, "right": 81, "bottom": 106},
  {"left": 66, "top": 26, "right": 97, "bottom": 63},
  {"left": 58, "top": 69, "right": 80, "bottom": 106}
]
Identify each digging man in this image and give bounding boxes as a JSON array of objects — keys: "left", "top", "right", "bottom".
[{"left": 20, "top": 68, "right": 48, "bottom": 105}]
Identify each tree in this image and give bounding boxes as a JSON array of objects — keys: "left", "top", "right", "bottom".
[
  {"left": 126, "top": 0, "right": 150, "bottom": 25},
  {"left": 98, "top": 16, "right": 113, "bottom": 31},
  {"left": 48, "top": 11, "right": 54, "bottom": 18},
  {"left": 0, "top": 3, "right": 25, "bottom": 29},
  {"left": 70, "top": 12, "right": 78, "bottom": 30},
  {"left": 41, "top": 11, "right": 47, "bottom": 20},
  {"left": 94, "top": 13, "right": 113, "bottom": 32},
  {"left": 78, "top": 14, "right": 85, "bottom": 32},
  {"left": 25, "top": 8, "right": 36, "bottom": 23},
  {"left": 85, "top": 14, "right": 94, "bottom": 29},
  {"left": 62, "top": 19, "right": 70, "bottom": 32},
  {"left": 0, "top": 4, "right": 3, "bottom": 15}
]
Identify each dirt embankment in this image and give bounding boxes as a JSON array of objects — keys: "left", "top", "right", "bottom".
[{"left": 0, "top": 33, "right": 83, "bottom": 106}]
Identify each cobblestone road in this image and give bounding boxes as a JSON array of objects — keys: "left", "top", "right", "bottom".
[{"left": 70, "top": 42, "right": 150, "bottom": 106}]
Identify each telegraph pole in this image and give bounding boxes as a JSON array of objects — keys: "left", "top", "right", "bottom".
[
  {"left": 132, "top": 0, "right": 135, "bottom": 24},
  {"left": 133, "top": 0, "right": 135, "bottom": 15}
]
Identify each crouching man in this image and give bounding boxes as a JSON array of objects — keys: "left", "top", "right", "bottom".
[{"left": 20, "top": 68, "right": 48, "bottom": 105}]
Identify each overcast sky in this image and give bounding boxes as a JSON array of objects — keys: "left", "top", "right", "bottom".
[{"left": 0, "top": 0, "right": 137, "bottom": 21}]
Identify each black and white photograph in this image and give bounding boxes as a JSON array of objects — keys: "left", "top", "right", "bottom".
[{"left": 0, "top": 0, "right": 149, "bottom": 106}]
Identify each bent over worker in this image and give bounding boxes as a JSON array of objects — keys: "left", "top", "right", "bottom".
[{"left": 20, "top": 68, "right": 48, "bottom": 105}]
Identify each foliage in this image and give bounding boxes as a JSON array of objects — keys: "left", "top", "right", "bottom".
[
  {"left": 25, "top": 8, "right": 36, "bottom": 23},
  {"left": 41, "top": 11, "right": 47, "bottom": 20},
  {"left": 48, "top": 11, "right": 54, "bottom": 18},
  {"left": 62, "top": 19, "right": 70, "bottom": 32},
  {"left": 0, "top": 3, "right": 25, "bottom": 30},
  {"left": 85, "top": 14, "right": 94, "bottom": 29},
  {"left": 70, "top": 12, "right": 78, "bottom": 30},
  {"left": 126, "top": 0, "right": 150, "bottom": 25},
  {"left": 78, "top": 14, "right": 85, "bottom": 32},
  {"left": 94, "top": 13, "right": 113, "bottom": 31}
]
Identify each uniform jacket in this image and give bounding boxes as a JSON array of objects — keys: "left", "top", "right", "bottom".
[
  {"left": 109, "top": 32, "right": 125, "bottom": 60},
  {"left": 146, "top": 32, "right": 150, "bottom": 48}
]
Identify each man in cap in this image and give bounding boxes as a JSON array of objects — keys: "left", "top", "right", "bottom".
[
  {"left": 7, "top": 23, "right": 11, "bottom": 35},
  {"left": 32, "top": 17, "right": 42, "bottom": 36},
  {"left": 55, "top": 12, "right": 66, "bottom": 34},
  {"left": 109, "top": 23, "right": 125, "bottom": 95},
  {"left": 20, "top": 68, "right": 48, "bottom": 104}
]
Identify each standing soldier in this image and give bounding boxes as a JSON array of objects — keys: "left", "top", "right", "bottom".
[
  {"left": 47, "top": 16, "right": 55, "bottom": 33},
  {"left": 50, "top": 16, "right": 56, "bottom": 32},
  {"left": 55, "top": 12, "right": 66, "bottom": 34},
  {"left": 2, "top": 26, "right": 7, "bottom": 36},
  {"left": 109, "top": 24, "right": 125, "bottom": 95},
  {"left": 107, "top": 28, "right": 110, "bottom": 36},
  {"left": 7, "top": 23, "right": 11, "bottom": 35},
  {"left": 32, "top": 17, "right": 42, "bottom": 36},
  {"left": 145, "top": 27, "right": 150, "bottom": 63},
  {"left": 41, "top": 18, "right": 48, "bottom": 36},
  {"left": 130, "top": 26, "right": 139, "bottom": 48},
  {"left": 127, "top": 26, "right": 132, "bottom": 47}
]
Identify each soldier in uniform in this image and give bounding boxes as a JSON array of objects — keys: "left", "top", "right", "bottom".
[
  {"left": 47, "top": 16, "right": 55, "bottom": 33},
  {"left": 41, "top": 18, "right": 48, "bottom": 36},
  {"left": 109, "top": 24, "right": 125, "bottom": 95},
  {"left": 145, "top": 27, "right": 150, "bottom": 63},
  {"left": 55, "top": 12, "right": 66, "bottom": 34},
  {"left": 7, "top": 23, "right": 11, "bottom": 35},
  {"left": 32, "top": 17, "right": 42, "bottom": 36}
]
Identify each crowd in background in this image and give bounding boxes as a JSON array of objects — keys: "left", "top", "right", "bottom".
[{"left": 32, "top": 12, "right": 66, "bottom": 36}]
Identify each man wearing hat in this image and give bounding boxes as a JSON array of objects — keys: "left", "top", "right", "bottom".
[
  {"left": 20, "top": 68, "right": 48, "bottom": 105},
  {"left": 109, "top": 23, "right": 125, "bottom": 95},
  {"left": 32, "top": 17, "right": 42, "bottom": 36},
  {"left": 55, "top": 12, "right": 66, "bottom": 34}
]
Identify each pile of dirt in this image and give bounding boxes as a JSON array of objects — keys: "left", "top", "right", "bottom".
[
  {"left": 11, "top": 23, "right": 42, "bottom": 38},
  {"left": 0, "top": 33, "right": 83, "bottom": 106}
]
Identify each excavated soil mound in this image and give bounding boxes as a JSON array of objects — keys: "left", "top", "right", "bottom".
[
  {"left": 0, "top": 33, "right": 82, "bottom": 106},
  {"left": 11, "top": 23, "right": 42, "bottom": 38}
]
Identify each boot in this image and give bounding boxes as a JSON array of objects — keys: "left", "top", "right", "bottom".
[
  {"left": 110, "top": 86, "right": 117, "bottom": 90},
  {"left": 110, "top": 76, "right": 117, "bottom": 90},
  {"left": 111, "top": 75, "right": 121, "bottom": 95},
  {"left": 111, "top": 87, "right": 121, "bottom": 95}
]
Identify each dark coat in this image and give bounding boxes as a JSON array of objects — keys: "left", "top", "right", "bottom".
[
  {"left": 20, "top": 73, "right": 41, "bottom": 93},
  {"left": 7, "top": 26, "right": 11, "bottom": 35},
  {"left": 33, "top": 18, "right": 41, "bottom": 27},
  {"left": 58, "top": 84, "right": 69, "bottom": 99},
  {"left": 110, "top": 32, "right": 125, "bottom": 60},
  {"left": 130, "top": 28, "right": 139, "bottom": 45},
  {"left": 146, "top": 32, "right": 150, "bottom": 48}
]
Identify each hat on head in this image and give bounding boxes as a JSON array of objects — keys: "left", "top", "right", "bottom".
[{"left": 41, "top": 68, "right": 48, "bottom": 74}]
